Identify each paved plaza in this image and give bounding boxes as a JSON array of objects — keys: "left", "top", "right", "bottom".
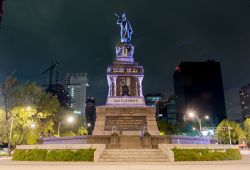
[{"left": 0, "top": 155, "right": 250, "bottom": 170}]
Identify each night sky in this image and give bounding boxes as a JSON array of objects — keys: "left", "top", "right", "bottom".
[{"left": 0, "top": 0, "right": 250, "bottom": 105}]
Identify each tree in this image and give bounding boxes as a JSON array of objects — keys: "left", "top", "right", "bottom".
[
  {"left": 158, "top": 119, "right": 179, "bottom": 135},
  {"left": 0, "top": 76, "right": 17, "bottom": 144},
  {"left": 10, "top": 82, "right": 60, "bottom": 145},
  {"left": 215, "top": 120, "right": 245, "bottom": 144},
  {"left": 0, "top": 81, "right": 60, "bottom": 146},
  {"left": 243, "top": 118, "right": 250, "bottom": 144},
  {"left": 78, "top": 126, "right": 88, "bottom": 135}
]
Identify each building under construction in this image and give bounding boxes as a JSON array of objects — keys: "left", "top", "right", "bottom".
[{"left": 63, "top": 73, "right": 88, "bottom": 116}]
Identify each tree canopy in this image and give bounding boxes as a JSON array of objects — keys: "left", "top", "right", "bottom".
[
  {"left": 243, "top": 118, "right": 250, "bottom": 144},
  {"left": 0, "top": 80, "right": 60, "bottom": 145},
  {"left": 215, "top": 120, "right": 245, "bottom": 144}
]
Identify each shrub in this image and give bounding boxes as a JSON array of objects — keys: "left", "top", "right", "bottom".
[
  {"left": 172, "top": 148, "right": 241, "bottom": 161},
  {"left": 12, "top": 149, "right": 95, "bottom": 161}
]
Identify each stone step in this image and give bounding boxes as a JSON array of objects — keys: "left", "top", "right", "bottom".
[
  {"left": 99, "top": 148, "right": 167, "bottom": 162},
  {"left": 99, "top": 158, "right": 167, "bottom": 162},
  {"left": 101, "top": 155, "right": 166, "bottom": 159},
  {"left": 103, "top": 149, "right": 158, "bottom": 152},
  {"left": 102, "top": 152, "right": 163, "bottom": 155}
]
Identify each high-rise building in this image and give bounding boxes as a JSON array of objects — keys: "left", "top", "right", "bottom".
[
  {"left": 85, "top": 97, "right": 96, "bottom": 134},
  {"left": 239, "top": 84, "right": 250, "bottom": 120},
  {"left": 165, "top": 95, "right": 176, "bottom": 124},
  {"left": 63, "top": 73, "right": 88, "bottom": 115},
  {"left": 173, "top": 61, "right": 227, "bottom": 126},
  {"left": 144, "top": 94, "right": 176, "bottom": 124},
  {"left": 145, "top": 93, "right": 164, "bottom": 122},
  {"left": 144, "top": 93, "right": 163, "bottom": 106},
  {"left": 225, "top": 88, "right": 242, "bottom": 122}
]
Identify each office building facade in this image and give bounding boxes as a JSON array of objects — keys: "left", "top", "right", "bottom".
[
  {"left": 173, "top": 61, "right": 227, "bottom": 126},
  {"left": 239, "top": 84, "right": 250, "bottom": 120}
]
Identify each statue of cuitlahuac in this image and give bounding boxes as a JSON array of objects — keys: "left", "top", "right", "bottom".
[{"left": 115, "top": 13, "right": 133, "bottom": 43}]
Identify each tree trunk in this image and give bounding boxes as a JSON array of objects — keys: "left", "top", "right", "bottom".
[
  {"left": 0, "top": 118, "right": 9, "bottom": 144},
  {"left": 0, "top": 96, "right": 9, "bottom": 144}
]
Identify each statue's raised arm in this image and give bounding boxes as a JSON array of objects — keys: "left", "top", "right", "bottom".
[{"left": 115, "top": 13, "right": 133, "bottom": 43}]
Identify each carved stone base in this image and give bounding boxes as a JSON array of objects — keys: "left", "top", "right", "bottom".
[{"left": 92, "top": 105, "right": 160, "bottom": 136}]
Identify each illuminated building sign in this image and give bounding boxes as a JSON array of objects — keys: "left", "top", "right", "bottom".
[
  {"left": 108, "top": 68, "right": 142, "bottom": 74},
  {"left": 106, "top": 97, "right": 145, "bottom": 105}
]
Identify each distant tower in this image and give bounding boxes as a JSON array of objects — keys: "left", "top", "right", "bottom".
[
  {"left": 239, "top": 84, "right": 250, "bottom": 120},
  {"left": 63, "top": 73, "right": 88, "bottom": 115},
  {"left": 174, "top": 61, "right": 227, "bottom": 126}
]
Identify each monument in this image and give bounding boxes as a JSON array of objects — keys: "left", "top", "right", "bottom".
[{"left": 92, "top": 13, "right": 159, "bottom": 136}]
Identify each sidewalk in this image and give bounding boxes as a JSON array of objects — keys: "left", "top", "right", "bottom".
[
  {"left": 0, "top": 157, "right": 250, "bottom": 170},
  {"left": 0, "top": 155, "right": 250, "bottom": 165}
]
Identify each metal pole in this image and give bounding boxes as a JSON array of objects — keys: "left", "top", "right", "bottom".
[
  {"left": 57, "top": 121, "right": 61, "bottom": 137},
  {"left": 228, "top": 126, "right": 232, "bottom": 145},
  {"left": 198, "top": 119, "right": 202, "bottom": 133},
  {"left": 196, "top": 117, "right": 202, "bottom": 136},
  {"left": 7, "top": 117, "right": 14, "bottom": 156}
]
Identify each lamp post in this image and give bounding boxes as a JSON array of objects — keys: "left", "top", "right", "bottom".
[
  {"left": 187, "top": 111, "right": 209, "bottom": 135},
  {"left": 57, "top": 116, "right": 75, "bottom": 137}
]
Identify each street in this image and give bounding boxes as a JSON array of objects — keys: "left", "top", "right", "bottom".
[{"left": 0, "top": 155, "right": 250, "bottom": 170}]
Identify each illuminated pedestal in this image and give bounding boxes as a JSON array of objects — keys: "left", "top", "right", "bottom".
[{"left": 92, "top": 105, "right": 160, "bottom": 135}]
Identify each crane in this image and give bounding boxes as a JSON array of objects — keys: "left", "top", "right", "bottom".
[{"left": 41, "top": 61, "right": 59, "bottom": 90}]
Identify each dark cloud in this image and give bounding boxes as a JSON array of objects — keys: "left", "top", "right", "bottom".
[{"left": 0, "top": 0, "right": 250, "bottom": 104}]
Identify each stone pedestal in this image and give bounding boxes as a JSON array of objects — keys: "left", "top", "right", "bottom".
[{"left": 92, "top": 105, "right": 160, "bottom": 136}]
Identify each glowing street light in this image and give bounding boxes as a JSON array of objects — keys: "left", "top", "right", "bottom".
[
  {"left": 188, "top": 112, "right": 195, "bottom": 118},
  {"left": 192, "top": 127, "right": 196, "bottom": 131},
  {"left": 30, "top": 123, "right": 36, "bottom": 129},
  {"left": 67, "top": 116, "right": 74, "bottom": 123},
  {"left": 187, "top": 111, "right": 210, "bottom": 135},
  {"left": 57, "top": 116, "right": 75, "bottom": 137},
  {"left": 26, "top": 106, "right": 31, "bottom": 111},
  {"left": 87, "top": 123, "right": 91, "bottom": 127}
]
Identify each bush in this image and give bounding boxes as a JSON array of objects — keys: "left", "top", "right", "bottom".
[
  {"left": 12, "top": 149, "right": 95, "bottom": 161},
  {"left": 172, "top": 148, "right": 241, "bottom": 161}
]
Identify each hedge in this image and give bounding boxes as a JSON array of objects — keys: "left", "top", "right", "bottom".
[
  {"left": 172, "top": 148, "right": 241, "bottom": 161},
  {"left": 12, "top": 149, "right": 95, "bottom": 161}
]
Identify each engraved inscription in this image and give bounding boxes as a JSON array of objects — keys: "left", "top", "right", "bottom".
[{"left": 105, "top": 116, "right": 146, "bottom": 131}]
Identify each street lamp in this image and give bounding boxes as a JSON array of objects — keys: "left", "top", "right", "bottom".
[
  {"left": 26, "top": 106, "right": 31, "bottom": 111},
  {"left": 187, "top": 111, "right": 209, "bottom": 135},
  {"left": 57, "top": 116, "right": 75, "bottom": 137},
  {"left": 87, "top": 123, "right": 91, "bottom": 127},
  {"left": 30, "top": 123, "right": 36, "bottom": 129},
  {"left": 67, "top": 116, "right": 74, "bottom": 123}
]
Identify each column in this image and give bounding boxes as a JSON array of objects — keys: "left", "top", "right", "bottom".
[
  {"left": 113, "top": 76, "right": 118, "bottom": 96},
  {"left": 135, "top": 76, "right": 139, "bottom": 96},
  {"left": 107, "top": 75, "right": 111, "bottom": 96},
  {"left": 138, "top": 76, "right": 144, "bottom": 97}
]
